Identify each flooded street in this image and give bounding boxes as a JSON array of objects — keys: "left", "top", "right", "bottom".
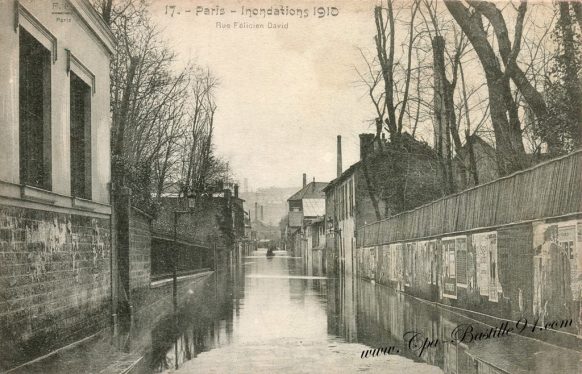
[
  {"left": 130, "top": 249, "right": 582, "bottom": 374},
  {"left": 12, "top": 248, "right": 581, "bottom": 374},
  {"left": 167, "top": 250, "right": 439, "bottom": 373}
]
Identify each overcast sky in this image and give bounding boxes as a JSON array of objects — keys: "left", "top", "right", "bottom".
[{"left": 150, "top": 0, "right": 382, "bottom": 189}]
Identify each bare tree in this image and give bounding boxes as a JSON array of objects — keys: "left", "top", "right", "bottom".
[
  {"left": 443, "top": 0, "right": 550, "bottom": 176},
  {"left": 95, "top": 1, "right": 233, "bottom": 212},
  {"left": 373, "top": 0, "right": 421, "bottom": 141}
]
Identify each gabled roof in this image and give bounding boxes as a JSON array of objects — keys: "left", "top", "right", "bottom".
[
  {"left": 323, "top": 161, "right": 361, "bottom": 192},
  {"left": 287, "top": 182, "right": 328, "bottom": 201}
]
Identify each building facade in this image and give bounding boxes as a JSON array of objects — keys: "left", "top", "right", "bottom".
[
  {"left": 0, "top": 1, "right": 115, "bottom": 369},
  {"left": 286, "top": 176, "right": 327, "bottom": 257}
]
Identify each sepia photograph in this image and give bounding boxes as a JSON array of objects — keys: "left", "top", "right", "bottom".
[{"left": 0, "top": 0, "right": 581, "bottom": 373}]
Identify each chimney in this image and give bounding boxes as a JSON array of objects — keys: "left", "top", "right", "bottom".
[
  {"left": 337, "top": 135, "right": 342, "bottom": 178},
  {"left": 359, "top": 133, "right": 375, "bottom": 160},
  {"left": 254, "top": 202, "right": 258, "bottom": 221},
  {"left": 302, "top": 173, "right": 307, "bottom": 188},
  {"left": 234, "top": 184, "right": 239, "bottom": 198},
  {"left": 260, "top": 205, "right": 264, "bottom": 221}
]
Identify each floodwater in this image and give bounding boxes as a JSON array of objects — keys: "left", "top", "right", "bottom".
[
  {"left": 12, "top": 249, "right": 582, "bottom": 373},
  {"left": 165, "top": 250, "right": 439, "bottom": 374},
  {"left": 137, "top": 249, "right": 581, "bottom": 374}
]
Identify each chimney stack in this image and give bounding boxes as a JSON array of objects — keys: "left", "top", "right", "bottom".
[
  {"left": 359, "top": 133, "right": 375, "bottom": 160},
  {"left": 302, "top": 173, "right": 307, "bottom": 188},
  {"left": 337, "top": 135, "right": 342, "bottom": 178},
  {"left": 234, "top": 184, "right": 239, "bottom": 198},
  {"left": 260, "top": 205, "right": 264, "bottom": 221},
  {"left": 254, "top": 202, "right": 258, "bottom": 221}
]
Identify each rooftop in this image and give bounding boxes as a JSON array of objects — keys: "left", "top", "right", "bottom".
[{"left": 287, "top": 182, "right": 328, "bottom": 201}]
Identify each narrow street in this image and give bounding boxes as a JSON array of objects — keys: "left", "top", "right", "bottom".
[
  {"left": 164, "top": 251, "right": 582, "bottom": 374},
  {"left": 156, "top": 249, "right": 440, "bottom": 373},
  {"left": 142, "top": 249, "right": 582, "bottom": 374}
]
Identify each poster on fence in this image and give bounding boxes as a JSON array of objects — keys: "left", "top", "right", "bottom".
[
  {"left": 442, "top": 238, "right": 457, "bottom": 299},
  {"left": 418, "top": 241, "right": 429, "bottom": 285},
  {"left": 559, "top": 223, "right": 578, "bottom": 299},
  {"left": 396, "top": 243, "right": 404, "bottom": 289},
  {"left": 429, "top": 241, "right": 438, "bottom": 285},
  {"left": 473, "top": 231, "right": 497, "bottom": 299},
  {"left": 455, "top": 237, "right": 468, "bottom": 287},
  {"left": 533, "top": 220, "right": 580, "bottom": 318},
  {"left": 405, "top": 242, "right": 416, "bottom": 287}
]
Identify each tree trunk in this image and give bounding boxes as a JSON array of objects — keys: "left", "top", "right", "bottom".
[
  {"left": 465, "top": 130, "right": 479, "bottom": 186},
  {"left": 444, "top": 1, "right": 526, "bottom": 176},
  {"left": 432, "top": 36, "right": 457, "bottom": 194},
  {"left": 112, "top": 56, "right": 138, "bottom": 185}
]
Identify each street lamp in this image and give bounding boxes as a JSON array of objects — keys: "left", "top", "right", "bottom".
[{"left": 172, "top": 196, "right": 196, "bottom": 312}]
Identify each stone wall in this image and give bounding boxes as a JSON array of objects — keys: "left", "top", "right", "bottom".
[{"left": 0, "top": 205, "right": 111, "bottom": 370}]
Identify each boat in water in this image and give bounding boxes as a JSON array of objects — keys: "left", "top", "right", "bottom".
[{"left": 266, "top": 247, "right": 275, "bottom": 258}]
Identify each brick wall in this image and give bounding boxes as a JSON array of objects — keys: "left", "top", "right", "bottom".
[
  {"left": 128, "top": 208, "right": 151, "bottom": 308},
  {"left": 0, "top": 205, "right": 111, "bottom": 370}
]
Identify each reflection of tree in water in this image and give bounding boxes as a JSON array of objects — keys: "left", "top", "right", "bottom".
[{"left": 148, "top": 271, "right": 235, "bottom": 372}]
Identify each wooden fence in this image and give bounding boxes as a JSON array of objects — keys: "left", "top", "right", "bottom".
[{"left": 358, "top": 150, "right": 582, "bottom": 247}]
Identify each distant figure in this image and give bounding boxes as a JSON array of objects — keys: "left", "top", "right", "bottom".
[{"left": 266, "top": 244, "right": 275, "bottom": 258}]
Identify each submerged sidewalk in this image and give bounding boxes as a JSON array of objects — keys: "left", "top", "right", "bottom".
[
  {"left": 4, "top": 271, "right": 216, "bottom": 374},
  {"left": 5, "top": 331, "right": 143, "bottom": 374}
]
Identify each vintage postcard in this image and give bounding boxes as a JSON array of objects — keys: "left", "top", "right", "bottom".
[{"left": 0, "top": 0, "right": 581, "bottom": 373}]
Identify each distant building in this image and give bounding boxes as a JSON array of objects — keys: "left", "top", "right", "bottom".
[
  {"left": 0, "top": 0, "right": 115, "bottom": 369},
  {"left": 285, "top": 175, "right": 327, "bottom": 257},
  {"left": 453, "top": 135, "right": 499, "bottom": 189},
  {"left": 287, "top": 175, "right": 327, "bottom": 227},
  {"left": 240, "top": 186, "right": 298, "bottom": 226}
]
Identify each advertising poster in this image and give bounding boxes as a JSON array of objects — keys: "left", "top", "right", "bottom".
[
  {"left": 455, "top": 236, "right": 468, "bottom": 287},
  {"left": 473, "top": 231, "right": 498, "bottom": 299},
  {"left": 442, "top": 238, "right": 457, "bottom": 299}
]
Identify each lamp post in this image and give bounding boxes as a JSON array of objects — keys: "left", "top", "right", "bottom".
[{"left": 172, "top": 196, "right": 196, "bottom": 312}]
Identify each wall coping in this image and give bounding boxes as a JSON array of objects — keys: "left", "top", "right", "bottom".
[
  {"left": 151, "top": 233, "right": 211, "bottom": 250},
  {"left": 360, "top": 149, "right": 582, "bottom": 231},
  {"left": 358, "top": 212, "right": 582, "bottom": 248},
  {"left": 149, "top": 270, "right": 213, "bottom": 289}
]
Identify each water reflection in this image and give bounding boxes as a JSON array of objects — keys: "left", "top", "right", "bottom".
[
  {"left": 330, "top": 275, "right": 581, "bottom": 374},
  {"left": 134, "top": 250, "right": 436, "bottom": 373},
  {"left": 126, "top": 249, "right": 580, "bottom": 373}
]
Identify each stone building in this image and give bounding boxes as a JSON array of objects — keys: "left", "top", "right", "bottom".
[{"left": 0, "top": 1, "right": 115, "bottom": 370}]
